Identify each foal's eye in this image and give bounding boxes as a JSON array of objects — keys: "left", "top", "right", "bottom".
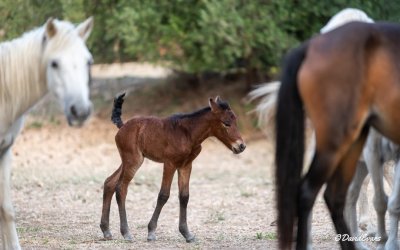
[
  {"left": 222, "top": 121, "right": 231, "bottom": 128},
  {"left": 50, "top": 60, "right": 59, "bottom": 69}
]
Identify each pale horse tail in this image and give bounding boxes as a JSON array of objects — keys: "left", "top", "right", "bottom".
[
  {"left": 247, "top": 81, "right": 280, "bottom": 139},
  {"left": 247, "top": 81, "right": 315, "bottom": 173}
]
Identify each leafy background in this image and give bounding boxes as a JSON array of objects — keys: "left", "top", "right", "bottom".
[{"left": 1, "top": 0, "right": 399, "bottom": 77}]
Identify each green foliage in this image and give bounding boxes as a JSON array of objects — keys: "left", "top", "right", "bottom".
[
  {"left": 113, "top": 0, "right": 295, "bottom": 73},
  {"left": 1, "top": 0, "right": 400, "bottom": 75},
  {"left": 113, "top": 0, "right": 400, "bottom": 74},
  {"left": 0, "top": 0, "right": 63, "bottom": 39}
]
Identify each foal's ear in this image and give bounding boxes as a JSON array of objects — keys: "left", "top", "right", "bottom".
[
  {"left": 209, "top": 97, "right": 220, "bottom": 113},
  {"left": 76, "top": 16, "right": 94, "bottom": 41},
  {"left": 45, "top": 17, "right": 57, "bottom": 38}
]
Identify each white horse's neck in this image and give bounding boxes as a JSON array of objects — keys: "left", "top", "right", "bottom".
[{"left": 0, "top": 28, "right": 48, "bottom": 129}]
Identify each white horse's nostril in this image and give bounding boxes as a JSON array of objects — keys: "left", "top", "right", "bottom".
[{"left": 70, "top": 105, "right": 78, "bottom": 117}]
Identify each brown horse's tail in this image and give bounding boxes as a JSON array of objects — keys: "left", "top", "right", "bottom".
[
  {"left": 111, "top": 93, "right": 126, "bottom": 129},
  {"left": 275, "top": 42, "right": 308, "bottom": 250}
]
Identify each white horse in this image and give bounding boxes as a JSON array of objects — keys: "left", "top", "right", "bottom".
[
  {"left": 0, "top": 17, "right": 94, "bottom": 249},
  {"left": 248, "top": 8, "right": 389, "bottom": 250},
  {"left": 344, "top": 131, "right": 398, "bottom": 250}
]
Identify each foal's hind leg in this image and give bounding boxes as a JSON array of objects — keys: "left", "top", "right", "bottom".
[
  {"left": 116, "top": 151, "right": 144, "bottom": 241},
  {"left": 147, "top": 163, "right": 176, "bottom": 242},
  {"left": 100, "top": 164, "right": 122, "bottom": 240},
  {"left": 177, "top": 163, "right": 195, "bottom": 242}
]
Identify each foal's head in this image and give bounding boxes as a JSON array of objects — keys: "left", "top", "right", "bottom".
[
  {"left": 43, "top": 17, "right": 94, "bottom": 127},
  {"left": 209, "top": 97, "right": 246, "bottom": 154}
]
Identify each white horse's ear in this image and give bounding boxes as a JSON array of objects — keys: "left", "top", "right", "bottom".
[
  {"left": 76, "top": 16, "right": 94, "bottom": 41},
  {"left": 45, "top": 17, "right": 57, "bottom": 38}
]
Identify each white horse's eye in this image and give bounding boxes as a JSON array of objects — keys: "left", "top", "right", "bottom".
[
  {"left": 87, "top": 59, "right": 93, "bottom": 66},
  {"left": 51, "top": 60, "right": 59, "bottom": 69}
]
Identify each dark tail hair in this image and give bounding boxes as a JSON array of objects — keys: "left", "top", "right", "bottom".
[
  {"left": 111, "top": 92, "right": 126, "bottom": 129},
  {"left": 275, "top": 43, "right": 308, "bottom": 250}
]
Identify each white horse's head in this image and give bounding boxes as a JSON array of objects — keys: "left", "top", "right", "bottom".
[{"left": 42, "top": 17, "right": 94, "bottom": 127}]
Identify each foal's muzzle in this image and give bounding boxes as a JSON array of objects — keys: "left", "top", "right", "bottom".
[
  {"left": 67, "top": 104, "right": 92, "bottom": 127},
  {"left": 232, "top": 142, "right": 246, "bottom": 154}
]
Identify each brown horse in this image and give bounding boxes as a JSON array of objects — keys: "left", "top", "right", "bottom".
[
  {"left": 100, "top": 93, "right": 246, "bottom": 242},
  {"left": 276, "top": 21, "right": 400, "bottom": 250}
]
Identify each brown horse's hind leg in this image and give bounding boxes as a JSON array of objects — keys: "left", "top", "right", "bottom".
[
  {"left": 324, "top": 129, "right": 368, "bottom": 250},
  {"left": 297, "top": 152, "right": 339, "bottom": 249},
  {"left": 100, "top": 164, "right": 122, "bottom": 240},
  {"left": 178, "top": 163, "right": 195, "bottom": 242},
  {"left": 116, "top": 151, "right": 144, "bottom": 241},
  {"left": 147, "top": 163, "right": 176, "bottom": 241}
]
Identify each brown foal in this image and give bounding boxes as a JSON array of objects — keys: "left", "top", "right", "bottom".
[{"left": 100, "top": 93, "right": 246, "bottom": 243}]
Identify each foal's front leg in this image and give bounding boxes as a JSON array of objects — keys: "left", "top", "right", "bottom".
[
  {"left": 147, "top": 164, "right": 176, "bottom": 241},
  {"left": 177, "top": 163, "right": 195, "bottom": 242}
]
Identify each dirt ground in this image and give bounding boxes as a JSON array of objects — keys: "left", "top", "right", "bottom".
[
  {"left": 7, "top": 116, "right": 378, "bottom": 250},
  {"left": 1, "top": 63, "right": 383, "bottom": 249}
]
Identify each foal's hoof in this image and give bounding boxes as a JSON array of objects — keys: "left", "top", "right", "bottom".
[
  {"left": 102, "top": 230, "right": 113, "bottom": 240},
  {"left": 123, "top": 233, "right": 133, "bottom": 242},
  {"left": 185, "top": 234, "right": 196, "bottom": 243},
  {"left": 147, "top": 232, "right": 157, "bottom": 242}
]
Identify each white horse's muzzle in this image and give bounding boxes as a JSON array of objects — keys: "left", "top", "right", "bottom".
[{"left": 66, "top": 103, "right": 92, "bottom": 127}]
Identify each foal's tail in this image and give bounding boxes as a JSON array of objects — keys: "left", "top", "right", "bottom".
[
  {"left": 111, "top": 93, "right": 126, "bottom": 129},
  {"left": 275, "top": 43, "right": 308, "bottom": 250}
]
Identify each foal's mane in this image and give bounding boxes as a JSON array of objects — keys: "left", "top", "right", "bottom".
[
  {"left": 0, "top": 20, "right": 80, "bottom": 120},
  {"left": 169, "top": 100, "right": 231, "bottom": 125}
]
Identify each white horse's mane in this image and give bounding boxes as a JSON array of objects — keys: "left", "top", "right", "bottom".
[
  {"left": 0, "top": 20, "right": 80, "bottom": 122},
  {"left": 320, "top": 8, "right": 373, "bottom": 33}
]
